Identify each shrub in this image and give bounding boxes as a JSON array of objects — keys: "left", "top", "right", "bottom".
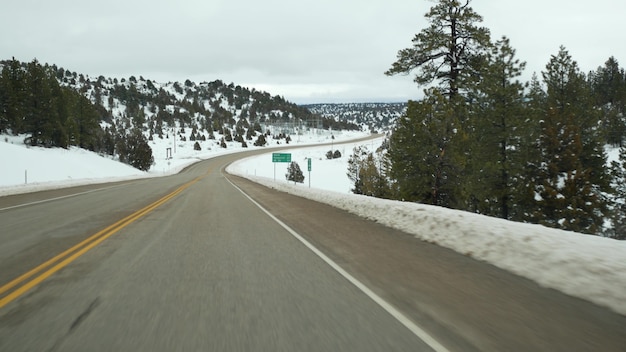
[
  {"left": 286, "top": 162, "right": 305, "bottom": 183},
  {"left": 254, "top": 134, "right": 267, "bottom": 147},
  {"left": 326, "top": 150, "right": 342, "bottom": 159},
  {"left": 124, "top": 129, "right": 154, "bottom": 171}
]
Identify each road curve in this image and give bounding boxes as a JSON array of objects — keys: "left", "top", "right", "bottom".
[
  {"left": 0, "top": 148, "right": 434, "bottom": 351},
  {"left": 1, "top": 141, "right": 625, "bottom": 351}
]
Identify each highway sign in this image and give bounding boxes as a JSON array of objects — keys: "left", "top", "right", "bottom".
[{"left": 272, "top": 153, "right": 291, "bottom": 163}]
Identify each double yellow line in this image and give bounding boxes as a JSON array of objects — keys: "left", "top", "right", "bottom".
[{"left": 0, "top": 174, "right": 205, "bottom": 310}]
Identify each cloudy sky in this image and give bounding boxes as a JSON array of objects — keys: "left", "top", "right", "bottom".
[{"left": 2, "top": 0, "right": 624, "bottom": 103}]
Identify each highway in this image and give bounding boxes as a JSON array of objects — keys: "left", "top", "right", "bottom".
[{"left": 1, "top": 147, "right": 626, "bottom": 351}]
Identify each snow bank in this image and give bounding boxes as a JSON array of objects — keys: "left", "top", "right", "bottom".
[
  {"left": 228, "top": 149, "right": 626, "bottom": 316},
  {"left": 1, "top": 138, "right": 146, "bottom": 196}
]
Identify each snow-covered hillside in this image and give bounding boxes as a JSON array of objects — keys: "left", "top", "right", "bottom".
[
  {"left": 2, "top": 133, "right": 626, "bottom": 317},
  {"left": 305, "top": 103, "right": 406, "bottom": 132}
]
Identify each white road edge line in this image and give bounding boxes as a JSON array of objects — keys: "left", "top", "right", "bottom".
[
  {"left": 0, "top": 185, "right": 121, "bottom": 211},
  {"left": 225, "top": 175, "right": 450, "bottom": 352}
]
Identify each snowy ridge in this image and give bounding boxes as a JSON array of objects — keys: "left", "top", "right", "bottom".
[
  {"left": 304, "top": 102, "right": 406, "bottom": 132},
  {"left": 227, "top": 145, "right": 626, "bottom": 316}
]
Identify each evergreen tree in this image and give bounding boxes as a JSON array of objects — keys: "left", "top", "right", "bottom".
[
  {"left": 347, "top": 146, "right": 369, "bottom": 195},
  {"left": 102, "top": 126, "right": 116, "bottom": 156},
  {"left": 359, "top": 153, "right": 391, "bottom": 198},
  {"left": 253, "top": 134, "right": 266, "bottom": 146},
  {"left": 286, "top": 161, "right": 305, "bottom": 184},
  {"left": 67, "top": 90, "right": 101, "bottom": 150},
  {"left": 533, "top": 47, "right": 607, "bottom": 234},
  {"left": 23, "top": 59, "right": 60, "bottom": 147},
  {"left": 245, "top": 127, "right": 255, "bottom": 141},
  {"left": 512, "top": 73, "right": 545, "bottom": 222},
  {"left": 224, "top": 128, "right": 233, "bottom": 142},
  {"left": 0, "top": 58, "right": 27, "bottom": 134},
  {"left": 466, "top": 36, "right": 526, "bottom": 219},
  {"left": 388, "top": 89, "right": 466, "bottom": 207},
  {"left": 610, "top": 147, "right": 626, "bottom": 239},
  {"left": 591, "top": 57, "right": 626, "bottom": 146},
  {"left": 124, "top": 129, "right": 153, "bottom": 171},
  {"left": 385, "top": 0, "right": 491, "bottom": 100}
]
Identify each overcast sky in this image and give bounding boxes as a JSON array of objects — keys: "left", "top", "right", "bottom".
[{"left": 2, "top": 0, "right": 624, "bottom": 104}]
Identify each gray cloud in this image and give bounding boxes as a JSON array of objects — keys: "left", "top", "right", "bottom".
[{"left": 2, "top": 0, "right": 625, "bottom": 103}]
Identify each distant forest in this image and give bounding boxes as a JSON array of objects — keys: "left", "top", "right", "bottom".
[{"left": 305, "top": 103, "right": 406, "bottom": 132}]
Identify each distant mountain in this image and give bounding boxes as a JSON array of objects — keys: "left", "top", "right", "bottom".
[
  {"left": 53, "top": 69, "right": 359, "bottom": 132},
  {"left": 303, "top": 103, "right": 407, "bottom": 133},
  {"left": 0, "top": 59, "right": 360, "bottom": 170}
]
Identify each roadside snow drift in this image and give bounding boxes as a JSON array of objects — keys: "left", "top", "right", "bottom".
[{"left": 227, "top": 145, "right": 626, "bottom": 316}]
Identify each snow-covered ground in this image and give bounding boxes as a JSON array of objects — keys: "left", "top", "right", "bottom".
[
  {"left": 0, "top": 129, "right": 356, "bottom": 196},
  {"left": 2, "top": 132, "right": 626, "bottom": 317}
]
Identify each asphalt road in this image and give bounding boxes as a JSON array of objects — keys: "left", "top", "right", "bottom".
[{"left": 1, "top": 146, "right": 626, "bottom": 351}]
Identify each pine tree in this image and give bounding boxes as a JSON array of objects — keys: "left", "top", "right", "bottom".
[
  {"left": 253, "top": 134, "right": 266, "bottom": 147},
  {"left": 23, "top": 59, "right": 65, "bottom": 147},
  {"left": 385, "top": 0, "right": 491, "bottom": 100},
  {"left": 466, "top": 36, "right": 526, "bottom": 219},
  {"left": 124, "top": 128, "right": 153, "bottom": 171},
  {"left": 347, "top": 146, "right": 369, "bottom": 195},
  {"left": 347, "top": 145, "right": 391, "bottom": 198},
  {"left": 591, "top": 57, "right": 626, "bottom": 146},
  {"left": 533, "top": 47, "right": 608, "bottom": 234},
  {"left": 385, "top": 0, "right": 491, "bottom": 209},
  {"left": 102, "top": 126, "right": 116, "bottom": 156},
  {"left": 511, "top": 73, "right": 545, "bottom": 222},
  {"left": 388, "top": 89, "right": 466, "bottom": 207},
  {"left": 0, "top": 67, "right": 7, "bottom": 133},
  {"left": 610, "top": 147, "right": 626, "bottom": 239},
  {"left": 0, "top": 58, "right": 27, "bottom": 134},
  {"left": 67, "top": 90, "right": 101, "bottom": 150},
  {"left": 286, "top": 162, "right": 305, "bottom": 184}
]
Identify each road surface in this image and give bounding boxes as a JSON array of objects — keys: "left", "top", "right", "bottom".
[{"left": 1, "top": 147, "right": 625, "bottom": 351}]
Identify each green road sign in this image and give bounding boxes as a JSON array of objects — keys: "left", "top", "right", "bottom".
[
  {"left": 307, "top": 158, "right": 312, "bottom": 171},
  {"left": 272, "top": 153, "right": 291, "bottom": 163}
]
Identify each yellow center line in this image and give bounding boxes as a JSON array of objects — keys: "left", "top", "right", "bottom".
[{"left": 0, "top": 173, "right": 207, "bottom": 310}]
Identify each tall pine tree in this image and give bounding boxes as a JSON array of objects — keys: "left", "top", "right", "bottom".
[
  {"left": 466, "top": 36, "right": 526, "bottom": 219},
  {"left": 389, "top": 89, "right": 467, "bottom": 207},
  {"left": 533, "top": 47, "right": 607, "bottom": 234},
  {"left": 591, "top": 57, "right": 626, "bottom": 146},
  {"left": 0, "top": 58, "right": 27, "bottom": 134},
  {"left": 385, "top": 0, "right": 490, "bottom": 100}
]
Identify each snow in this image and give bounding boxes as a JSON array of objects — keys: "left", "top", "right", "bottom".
[
  {"left": 0, "top": 135, "right": 146, "bottom": 195},
  {"left": 2, "top": 133, "right": 626, "bottom": 316},
  {"left": 0, "top": 129, "right": 356, "bottom": 196}
]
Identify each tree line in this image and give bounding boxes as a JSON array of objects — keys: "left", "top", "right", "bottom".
[
  {"left": 0, "top": 59, "right": 103, "bottom": 150},
  {"left": 0, "top": 58, "right": 154, "bottom": 171},
  {"left": 349, "top": 0, "right": 626, "bottom": 239}
]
